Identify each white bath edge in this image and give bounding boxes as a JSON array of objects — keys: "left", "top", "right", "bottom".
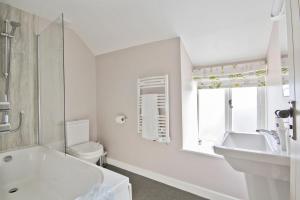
[
  {"left": 0, "top": 144, "right": 37, "bottom": 154},
  {"left": 107, "top": 157, "right": 241, "bottom": 200},
  {"left": 0, "top": 146, "right": 132, "bottom": 200},
  {"left": 51, "top": 147, "right": 133, "bottom": 199},
  {"left": 62, "top": 150, "right": 132, "bottom": 194}
]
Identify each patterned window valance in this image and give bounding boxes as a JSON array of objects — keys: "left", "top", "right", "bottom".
[{"left": 193, "top": 60, "right": 267, "bottom": 89}]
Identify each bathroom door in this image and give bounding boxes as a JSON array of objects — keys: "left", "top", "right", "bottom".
[
  {"left": 38, "top": 14, "right": 66, "bottom": 153},
  {"left": 287, "top": 0, "right": 300, "bottom": 199}
]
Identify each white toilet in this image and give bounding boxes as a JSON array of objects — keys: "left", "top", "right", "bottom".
[{"left": 66, "top": 119, "right": 104, "bottom": 164}]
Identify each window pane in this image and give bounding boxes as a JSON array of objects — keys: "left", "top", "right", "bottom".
[
  {"left": 198, "top": 89, "right": 226, "bottom": 143},
  {"left": 231, "top": 87, "right": 257, "bottom": 133}
]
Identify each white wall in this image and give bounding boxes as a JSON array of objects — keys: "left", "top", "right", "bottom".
[
  {"left": 38, "top": 18, "right": 98, "bottom": 141},
  {"left": 266, "top": 22, "right": 290, "bottom": 129},
  {"left": 96, "top": 38, "right": 248, "bottom": 199},
  {"left": 180, "top": 41, "right": 199, "bottom": 151},
  {"left": 266, "top": 22, "right": 282, "bottom": 86},
  {"left": 64, "top": 28, "right": 97, "bottom": 141}
]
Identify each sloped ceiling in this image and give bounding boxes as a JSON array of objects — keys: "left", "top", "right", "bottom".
[{"left": 0, "top": 0, "right": 287, "bottom": 66}]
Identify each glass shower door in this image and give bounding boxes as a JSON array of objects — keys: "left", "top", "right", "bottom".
[{"left": 38, "top": 15, "right": 65, "bottom": 152}]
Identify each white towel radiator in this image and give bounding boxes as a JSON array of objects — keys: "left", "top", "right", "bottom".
[{"left": 137, "top": 75, "right": 170, "bottom": 144}]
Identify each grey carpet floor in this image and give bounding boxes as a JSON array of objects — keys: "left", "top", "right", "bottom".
[{"left": 106, "top": 165, "right": 208, "bottom": 200}]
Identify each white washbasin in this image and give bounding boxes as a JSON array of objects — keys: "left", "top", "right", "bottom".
[
  {"left": 214, "top": 132, "right": 290, "bottom": 180},
  {"left": 221, "top": 132, "right": 273, "bottom": 152},
  {"left": 214, "top": 132, "right": 290, "bottom": 200}
]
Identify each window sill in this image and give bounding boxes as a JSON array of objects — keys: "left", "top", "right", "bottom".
[{"left": 181, "top": 145, "right": 223, "bottom": 159}]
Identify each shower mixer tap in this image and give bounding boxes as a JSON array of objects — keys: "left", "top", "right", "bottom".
[{"left": 0, "top": 112, "right": 24, "bottom": 133}]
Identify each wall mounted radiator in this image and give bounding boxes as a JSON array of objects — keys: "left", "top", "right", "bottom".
[{"left": 137, "top": 75, "right": 170, "bottom": 144}]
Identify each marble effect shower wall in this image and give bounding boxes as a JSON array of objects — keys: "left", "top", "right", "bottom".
[{"left": 0, "top": 3, "right": 38, "bottom": 151}]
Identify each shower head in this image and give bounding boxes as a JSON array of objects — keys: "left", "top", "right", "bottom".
[{"left": 9, "top": 21, "right": 20, "bottom": 36}]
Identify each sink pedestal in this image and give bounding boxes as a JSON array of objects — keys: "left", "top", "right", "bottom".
[
  {"left": 214, "top": 132, "right": 290, "bottom": 200},
  {"left": 225, "top": 155, "right": 290, "bottom": 200},
  {"left": 245, "top": 174, "right": 289, "bottom": 200}
]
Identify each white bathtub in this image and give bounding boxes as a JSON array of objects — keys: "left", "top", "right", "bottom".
[{"left": 0, "top": 146, "right": 132, "bottom": 200}]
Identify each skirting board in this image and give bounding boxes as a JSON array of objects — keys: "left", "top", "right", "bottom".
[{"left": 107, "top": 158, "right": 241, "bottom": 200}]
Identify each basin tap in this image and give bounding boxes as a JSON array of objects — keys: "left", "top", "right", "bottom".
[{"left": 256, "top": 129, "right": 280, "bottom": 145}]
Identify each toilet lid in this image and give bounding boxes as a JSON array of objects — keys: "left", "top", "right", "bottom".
[{"left": 68, "top": 142, "right": 104, "bottom": 157}]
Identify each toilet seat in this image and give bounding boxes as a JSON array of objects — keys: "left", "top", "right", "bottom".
[{"left": 67, "top": 141, "right": 103, "bottom": 158}]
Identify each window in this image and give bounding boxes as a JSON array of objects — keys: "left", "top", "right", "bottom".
[
  {"left": 198, "top": 88, "right": 227, "bottom": 146},
  {"left": 231, "top": 87, "right": 258, "bottom": 133},
  {"left": 197, "top": 87, "right": 265, "bottom": 147}
]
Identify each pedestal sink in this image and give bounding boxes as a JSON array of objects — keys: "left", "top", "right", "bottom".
[{"left": 214, "top": 132, "right": 290, "bottom": 200}]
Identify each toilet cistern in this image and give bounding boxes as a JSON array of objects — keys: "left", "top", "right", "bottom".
[{"left": 65, "top": 119, "right": 105, "bottom": 164}]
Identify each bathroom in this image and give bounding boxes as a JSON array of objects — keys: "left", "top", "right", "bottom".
[{"left": 0, "top": 0, "right": 300, "bottom": 200}]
